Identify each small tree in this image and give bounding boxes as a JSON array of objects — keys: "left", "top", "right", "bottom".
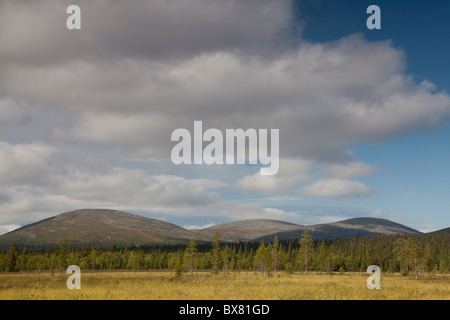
[
  {"left": 299, "top": 229, "right": 314, "bottom": 275},
  {"left": 284, "top": 261, "right": 294, "bottom": 275},
  {"left": 59, "top": 238, "right": 69, "bottom": 272},
  {"left": 184, "top": 237, "right": 197, "bottom": 279},
  {"left": 317, "top": 240, "right": 327, "bottom": 273},
  {"left": 211, "top": 232, "right": 221, "bottom": 276},
  {"left": 88, "top": 246, "right": 97, "bottom": 271},
  {"left": 254, "top": 240, "right": 267, "bottom": 276},
  {"left": 394, "top": 238, "right": 419, "bottom": 277},
  {"left": 173, "top": 256, "right": 184, "bottom": 280},
  {"left": 221, "top": 244, "right": 235, "bottom": 280},
  {"left": 6, "top": 244, "right": 18, "bottom": 272},
  {"left": 272, "top": 236, "right": 280, "bottom": 276},
  {"left": 423, "top": 243, "right": 434, "bottom": 278}
]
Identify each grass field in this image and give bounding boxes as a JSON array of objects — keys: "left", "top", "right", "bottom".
[{"left": 0, "top": 271, "right": 448, "bottom": 300}]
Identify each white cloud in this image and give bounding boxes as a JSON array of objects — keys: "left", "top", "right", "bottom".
[
  {"left": 0, "top": 0, "right": 449, "bottom": 230},
  {"left": 0, "top": 0, "right": 293, "bottom": 65},
  {"left": 1, "top": 34, "right": 448, "bottom": 163},
  {"left": 234, "top": 158, "right": 312, "bottom": 194},
  {"left": 259, "top": 196, "right": 304, "bottom": 202},
  {"left": 0, "top": 141, "right": 57, "bottom": 185},
  {"left": 223, "top": 203, "right": 298, "bottom": 221},
  {"left": 326, "top": 161, "right": 377, "bottom": 179},
  {"left": 0, "top": 224, "right": 21, "bottom": 236},
  {"left": 183, "top": 222, "right": 217, "bottom": 230},
  {"left": 0, "top": 141, "right": 229, "bottom": 225},
  {"left": 308, "top": 215, "right": 352, "bottom": 225},
  {"left": 301, "top": 178, "right": 374, "bottom": 198},
  {"left": 144, "top": 199, "right": 299, "bottom": 223},
  {"left": 0, "top": 98, "right": 26, "bottom": 125}
]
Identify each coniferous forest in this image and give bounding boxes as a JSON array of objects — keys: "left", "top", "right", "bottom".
[{"left": 0, "top": 231, "right": 448, "bottom": 277}]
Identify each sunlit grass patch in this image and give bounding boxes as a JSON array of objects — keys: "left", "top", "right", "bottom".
[{"left": 0, "top": 271, "right": 448, "bottom": 300}]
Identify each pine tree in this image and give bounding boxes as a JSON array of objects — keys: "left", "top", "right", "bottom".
[
  {"left": 299, "top": 229, "right": 314, "bottom": 275},
  {"left": 272, "top": 236, "right": 280, "bottom": 276},
  {"left": 173, "top": 255, "right": 184, "bottom": 279},
  {"left": 423, "top": 243, "right": 434, "bottom": 278},
  {"left": 318, "top": 240, "right": 327, "bottom": 273},
  {"left": 89, "top": 246, "right": 97, "bottom": 271},
  {"left": 411, "top": 241, "right": 419, "bottom": 279},
  {"left": 59, "top": 238, "right": 69, "bottom": 271},
  {"left": 184, "top": 237, "right": 197, "bottom": 279},
  {"left": 6, "top": 243, "right": 18, "bottom": 272},
  {"left": 393, "top": 238, "right": 418, "bottom": 277},
  {"left": 212, "top": 232, "right": 221, "bottom": 275},
  {"left": 222, "top": 244, "right": 234, "bottom": 280},
  {"left": 254, "top": 240, "right": 267, "bottom": 276}
]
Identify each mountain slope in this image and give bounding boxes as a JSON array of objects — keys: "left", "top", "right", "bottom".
[
  {"left": 198, "top": 217, "right": 421, "bottom": 242},
  {"left": 196, "top": 219, "right": 302, "bottom": 242},
  {"left": 0, "top": 209, "right": 202, "bottom": 248},
  {"left": 329, "top": 217, "right": 420, "bottom": 233},
  {"left": 430, "top": 227, "right": 450, "bottom": 234},
  {"left": 0, "top": 209, "right": 423, "bottom": 249}
]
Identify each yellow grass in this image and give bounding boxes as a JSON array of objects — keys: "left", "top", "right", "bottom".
[{"left": 0, "top": 271, "right": 448, "bottom": 300}]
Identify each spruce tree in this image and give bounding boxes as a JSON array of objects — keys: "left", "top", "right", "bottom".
[
  {"left": 184, "top": 237, "right": 197, "bottom": 279},
  {"left": 423, "top": 243, "right": 434, "bottom": 278},
  {"left": 6, "top": 243, "right": 18, "bottom": 272},
  {"left": 254, "top": 240, "right": 267, "bottom": 276},
  {"left": 272, "top": 236, "right": 280, "bottom": 276},
  {"left": 299, "top": 229, "right": 314, "bottom": 275},
  {"left": 212, "top": 232, "right": 221, "bottom": 275},
  {"left": 393, "top": 238, "right": 418, "bottom": 277},
  {"left": 59, "top": 238, "right": 69, "bottom": 271}
]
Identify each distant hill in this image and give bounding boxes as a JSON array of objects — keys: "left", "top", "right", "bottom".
[
  {"left": 0, "top": 209, "right": 203, "bottom": 248},
  {"left": 196, "top": 219, "right": 302, "bottom": 242},
  {"left": 203, "top": 217, "right": 421, "bottom": 242},
  {"left": 430, "top": 227, "right": 450, "bottom": 234},
  {"left": 0, "top": 209, "right": 422, "bottom": 249}
]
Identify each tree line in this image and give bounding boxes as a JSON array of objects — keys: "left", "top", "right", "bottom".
[{"left": 0, "top": 230, "right": 448, "bottom": 277}]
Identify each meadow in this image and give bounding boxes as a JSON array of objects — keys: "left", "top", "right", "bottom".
[{"left": 0, "top": 270, "right": 448, "bottom": 300}]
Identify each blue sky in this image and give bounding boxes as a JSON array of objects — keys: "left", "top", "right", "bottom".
[
  {"left": 174, "top": 0, "right": 450, "bottom": 232},
  {"left": 290, "top": 0, "right": 450, "bottom": 231},
  {"left": 0, "top": 0, "right": 448, "bottom": 234},
  {"left": 296, "top": 0, "right": 450, "bottom": 88}
]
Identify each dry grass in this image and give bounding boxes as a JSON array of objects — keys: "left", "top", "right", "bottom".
[{"left": 0, "top": 271, "right": 448, "bottom": 300}]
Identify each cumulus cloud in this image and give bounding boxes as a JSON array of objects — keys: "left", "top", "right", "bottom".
[
  {"left": 57, "top": 168, "right": 226, "bottom": 207},
  {"left": 212, "top": 202, "right": 298, "bottom": 221},
  {"left": 0, "top": 141, "right": 229, "bottom": 225},
  {"left": 0, "top": 0, "right": 294, "bottom": 65},
  {"left": 301, "top": 178, "right": 374, "bottom": 198},
  {"left": 183, "top": 222, "right": 217, "bottom": 230},
  {"left": 0, "top": 98, "right": 28, "bottom": 125},
  {"left": 234, "top": 158, "right": 312, "bottom": 194},
  {"left": 0, "top": 0, "right": 450, "bottom": 227},
  {"left": 2, "top": 2, "right": 449, "bottom": 162},
  {"left": 2, "top": 34, "right": 447, "bottom": 165},
  {"left": 0, "top": 224, "right": 21, "bottom": 236},
  {"left": 326, "top": 161, "right": 377, "bottom": 179},
  {"left": 0, "top": 141, "right": 57, "bottom": 186}
]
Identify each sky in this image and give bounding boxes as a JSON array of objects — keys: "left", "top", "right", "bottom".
[{"left": 0, "top": 0, "right": 449, "bottom": 235}]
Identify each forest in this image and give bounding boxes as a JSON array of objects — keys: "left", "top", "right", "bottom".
[{"left": 0, "top": 230, "right": 448, "bottom": 277}]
